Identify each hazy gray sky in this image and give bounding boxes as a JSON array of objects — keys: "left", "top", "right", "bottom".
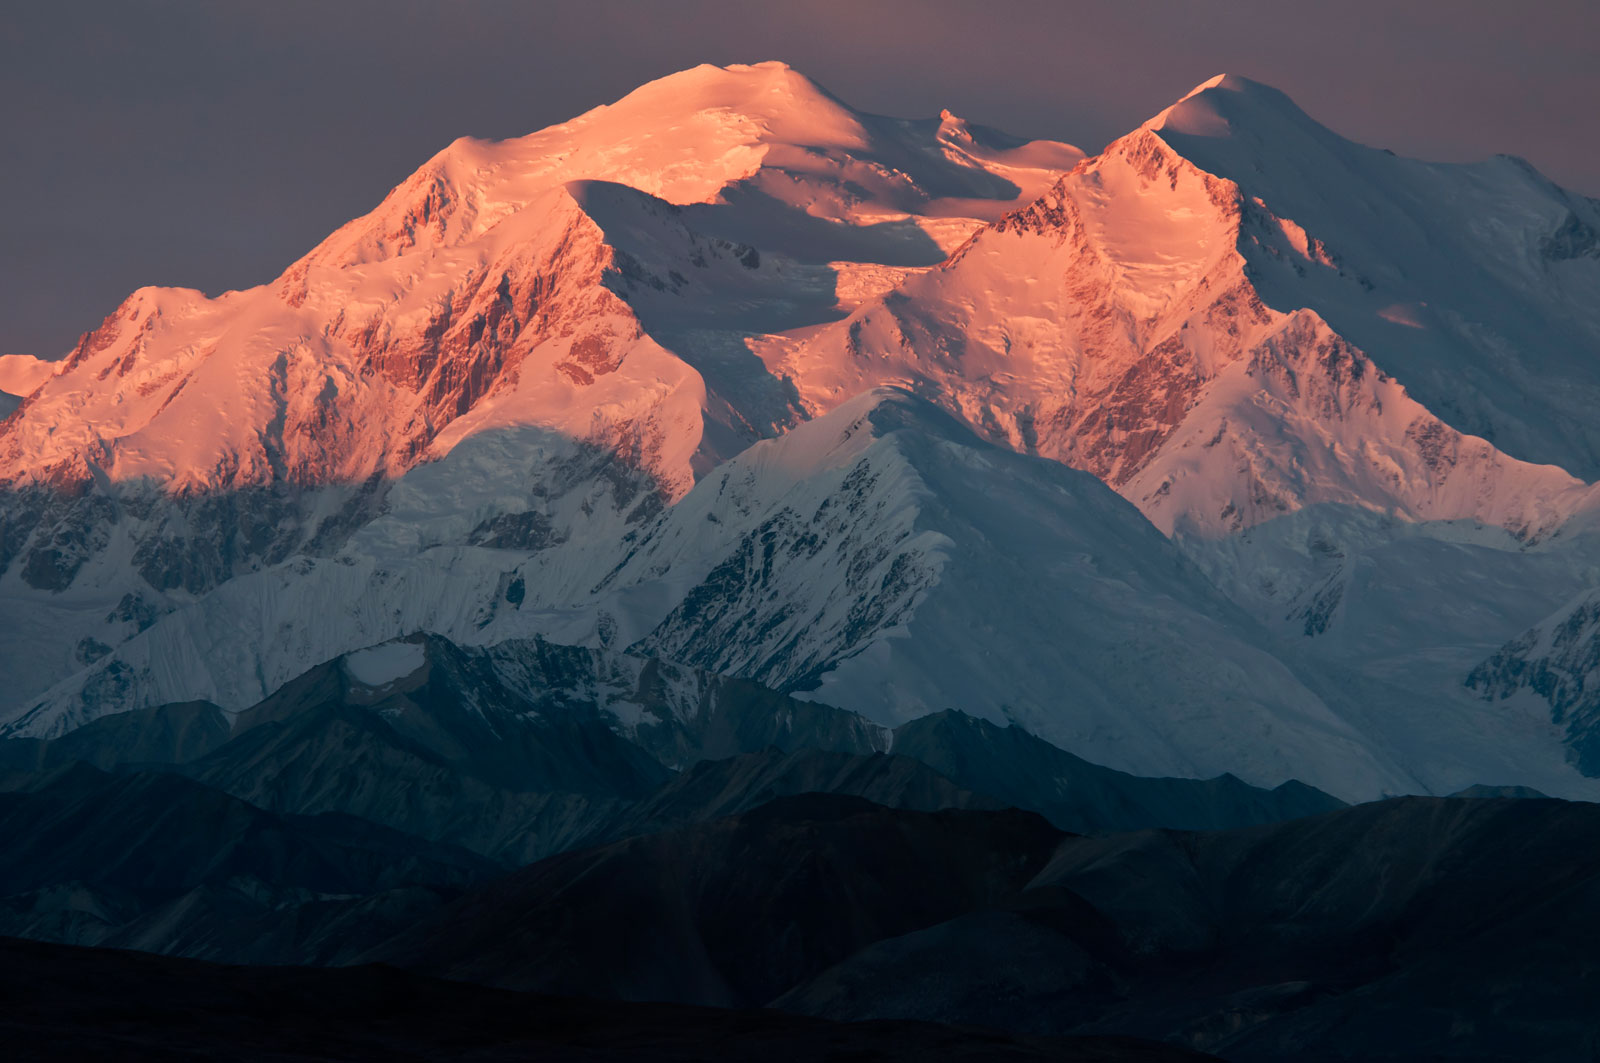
[{"left": 4, "top": 0, "right": 1597, "bottom": 357}]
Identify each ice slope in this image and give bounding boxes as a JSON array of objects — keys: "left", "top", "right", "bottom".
[
  {"left": 600, "top": 388, "right": 1600, "bottom": 801},
  {"left": 592, "top": 388, "right": 1421, "bottom": 798},
  {"left": 25, "top": 390, "right": 1598, "bottom": 800}
]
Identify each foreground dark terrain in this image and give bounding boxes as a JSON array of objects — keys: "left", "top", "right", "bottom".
[
  {"left": 0, "top": 649, "right": 1596, "bottom": 1062},
  {"left": 0, "top": 937, "right": 1214, "bottom": 1063}
]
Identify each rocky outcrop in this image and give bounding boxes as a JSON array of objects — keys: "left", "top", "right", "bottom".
[{"left": 1467, "top": 592, "right": 1600, "bottom": 774}]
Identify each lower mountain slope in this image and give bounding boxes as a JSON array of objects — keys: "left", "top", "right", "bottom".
[
  {"left": 0, "top": 633, "right": 1344, "bottom": 868},
  {"left": 595, "top": 746, "right": 1003, "bottom": 843},
  {"left": 183, "top": 702, "right": 626, "bottom": 867},
  {"left": 0, "top": 687, "right": 1592, "bottom": 1061},
  {"left": 223, "top": 635, "right": 670, "bottom": 797},
  {"left": 890, "top": 710, "right": 1344, "bottom": 833},
  {"left": 0, "top": 762, "right": 496, "bottom": 963},
  {"left": 0, "top": 764, "right": 492, "bottom": 901},
  {"left": 782, "top": 795, "right": 1600, "bottom": 1062},
  {"left": 362, "top": 794, "right": 1066, "bottom": 1008},
  {"left": 344, "top": 785, "right": 1600, "bottom": 1063},
  {"left": 0, "top": 699, "right": 229, "bottom": 783}
]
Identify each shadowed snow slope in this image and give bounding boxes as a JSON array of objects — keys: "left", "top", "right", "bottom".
[
  {"left": 27, "top": 389, "right": 1600, "bottom": 801},
  {"left": 589, "top": 388, "right": 1415, "bottom": 798}
]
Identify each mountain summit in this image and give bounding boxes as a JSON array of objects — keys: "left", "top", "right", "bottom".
[
  {"left": 766, "top": 71, "right": 1597, "bottom": 537},
  {"left": 0, "top": 62, "right": 1081, "bottom": 496}
]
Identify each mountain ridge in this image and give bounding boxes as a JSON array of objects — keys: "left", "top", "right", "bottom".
[{"left": 4, "top": 64, "right": 1600, "bottom": 802}]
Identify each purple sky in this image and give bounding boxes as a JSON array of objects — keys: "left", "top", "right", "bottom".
[{"left": 4, "top": 0, "right": 1597, "bottom": 358}]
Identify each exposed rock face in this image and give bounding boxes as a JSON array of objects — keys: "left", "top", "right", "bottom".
[{"left": 1468, "top": 592, "right": 1600, "bottom": 774}]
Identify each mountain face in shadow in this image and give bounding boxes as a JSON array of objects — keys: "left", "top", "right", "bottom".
[
  {"left": 0, "top": 633, "right": 1347, "bottom": 870},
  {"left": 597, "top": 745, "right": 1003, "bottom": 842},
  {"left": 0, "top": 700, "right": 230, "bottom": 783},
  {"left": 0, "top": 632, "right": 1355, "bottom": 976},
  {"left": 891, "top": 710, "right": 1346, "bottom": 833},
  {"left": 780, "top": 796, "right": 1600, "bottom": 1061},
  {"left": 363, "top": 794, "right": 1067, "bottom": 1008},
  {"left": 132, "top": 782, "right": 1577, "bottom": 1061},
  {"left": 0, "top": 762, "right": 497, "bottom": 964}
]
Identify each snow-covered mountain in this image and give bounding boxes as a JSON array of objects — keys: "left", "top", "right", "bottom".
[
  {"left": 1, "top": 62, "right": 1078, "bottom": 497},
  {"left": 5, "top": 63, "right": 1600, "bottom": 801},
  {"left": 0, "top": 62, "right": 1079, "bottom": 705},
  {"left": 764, "top": 74, "right": 1600, "bottom": 538}
]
